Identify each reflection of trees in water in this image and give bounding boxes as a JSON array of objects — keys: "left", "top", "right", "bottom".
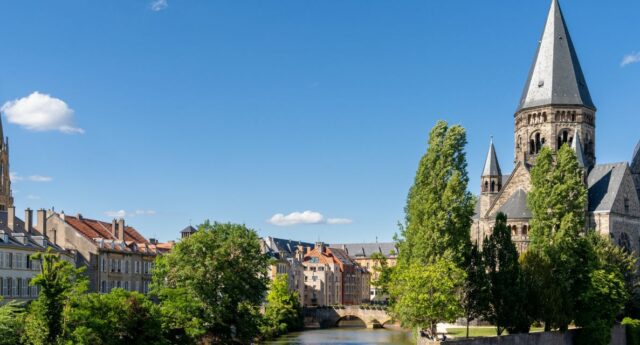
[{"left": 265, "top": 328, "right": 414, "bottom": 345}]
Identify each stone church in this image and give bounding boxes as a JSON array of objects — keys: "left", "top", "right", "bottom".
[{"left": 472, "top": 0, "right": 640, "bottom": 253}]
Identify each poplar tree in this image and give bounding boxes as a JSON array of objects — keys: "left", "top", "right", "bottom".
[
  {"left": 482, "top": 213, "right": 525, "bottom": 336},
  {"left": 461, "top": 244, "right": 489, "bottom": 338},
  {"left": 524, "top": 145, "right": 589, "bottom": 331},
  {"left": 398, "top": 120, "right": 475, "bottom": 267}
]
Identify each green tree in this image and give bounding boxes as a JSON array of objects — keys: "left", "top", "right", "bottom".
[
  {"left": 370, "top": 252, "right": 393, "bottom": 301},
  {"left": 398, "top": 120, "right": 475, "bottom": 267},
  {"left": 525, "top": 146, "right": 590, "bottom": 331},
  {"left": 151, "top": 221, "right": 269, "bottom": 344},
  {"left": 389, "top": 258, "right": 465, "bottom": 340},
  {"left": 0, "top": 300, "right": 24, "bottom": 345},
  {"left": 461, "top": 244, "right": 489, "bottom": 338},
  {"left": 483, "top": 213, "right": 527, "bottom": 336},
  {"left": 261, "top": 274, "right": 303, "bottom": 339},
  {"left": 23, "top": 248, "right": 87, "bottom": 345},
  {"left": 64, "top": 289, "right": 166, "bottom": 345}
]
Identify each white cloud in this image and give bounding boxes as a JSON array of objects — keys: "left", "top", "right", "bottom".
[
  {"left": 104, "top": 209, "right": 157, "bottom": 219},
  {"left": 268, "top": 211, "right": 353, "bottom": 226},
  {"left": 150, "top": 0, "right": 168, "bottom": 11},
  {"left": 621, "top": 52, "right": 640, "bottom": 67},
  {"left": 1, "top": 92, "right": 84, "bottom": 134},
  {"left": 10, "top": 172, "right": 53, "bottom": 183},
  {"left": 28, "top": 175, "right": 53, "bottom": 182},
  {"left": 327, "top": 218, "right": 354, "bottom": 225}
]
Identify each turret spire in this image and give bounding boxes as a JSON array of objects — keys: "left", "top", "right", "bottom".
[
  {"left": 571, "top": 130, "right": 587, "bottom": 168},
  {"left": 517, "top": 0, "right": 595, "bottom": 111},
  {"left": 482, "top": 138, "right": 502, "bottom": 177}
]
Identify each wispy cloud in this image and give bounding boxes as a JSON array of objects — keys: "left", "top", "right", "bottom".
[
  {"left": 621, "top": 52, "right": 640, "bottom": 67},
  {"left": 150, "top": 0, "right": 168, "bottom": 11},
  {"left": 104, "top": 209, "right": 157, "bottom": 219},
  {"left": 268, "top": 210, "right": 353, "bottom": 226},
  {"left": 1, "top": 92, "right": 84, "bottom": 134},
  {"left": 10, "top": 172, "right": 53, "bottom": 183}
]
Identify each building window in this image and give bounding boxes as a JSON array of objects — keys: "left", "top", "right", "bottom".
[
  {"left": 101, "top": 281, "right": 107, "bottom": 293},
  {"left": 125, "top": 261, "right": 130, "bottom": 274},
  {"left": 117, "top": 260, "right": 122, "bottom": 273},
  {"left": 124, "top": 281, "right": 129, "bottom": 291},
  {"left": 625, "top": 198, "right": 630, "bottom": 214}
]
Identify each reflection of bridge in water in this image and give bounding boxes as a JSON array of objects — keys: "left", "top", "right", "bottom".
[{"left": 303, "top": 306, "right": 393, "bottom": 329}]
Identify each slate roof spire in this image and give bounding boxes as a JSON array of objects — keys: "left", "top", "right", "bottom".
[
  {"left": 482, "top": 138, "right": 502, "bottom": 177},
  {"left": 517, "top": 0, "right": 595, "bottom": 112},
  {"left": 571, "top": 130, "right": 587, "bottom": 168}
]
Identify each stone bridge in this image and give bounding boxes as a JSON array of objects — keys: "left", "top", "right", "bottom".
[{"left": 303, "top": 306, "right": 393, "bottom": 329}]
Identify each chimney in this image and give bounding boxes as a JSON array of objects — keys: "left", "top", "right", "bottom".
[
  {"left": 37, "top": 209, "right": 47, "bottom": 235},
  {"left": 110, "top": 219, "right": 117, "bottom": 239},
  {"left": 117, "top": 218, "right": 125, "bottom": 241},
  {"left": 149, "top": 238, "right": 158, "bottom": 245},
  {"left": 7, "top": 206, "right": 15, "bottom": 232},
  {"left": 25, "top": 208, "right": 33, "bottom": 234},
  {"left": 315, "top": 241, "right": 325, "bottom": 253}
]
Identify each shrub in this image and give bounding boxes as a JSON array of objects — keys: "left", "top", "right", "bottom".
[{"left": 623, "top": 318, "right": 640, "bottom": 345}]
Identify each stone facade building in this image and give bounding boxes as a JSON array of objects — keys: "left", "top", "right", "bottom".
[
  {"left": 473, "top": 0, "right": 640, "bottom": 253},
  {"left": 330, "top": 242, "right": 397, "bottom": 302},
  {"left": 261, "top": 237, "right": 312, "bottom": 305},
  {"left": 44, "top": 212, "right": 169, "bottom": 294}
]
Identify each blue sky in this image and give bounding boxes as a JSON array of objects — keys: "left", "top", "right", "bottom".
[{"left": 0, "top": 0, "right": 638, "bottom": 243}]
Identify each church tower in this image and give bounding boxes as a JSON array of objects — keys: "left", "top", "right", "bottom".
[
  {"left": 479, "top": 138, "right": 502, "bottom": 217},
  {"left": 514, "top": 0, "right": 596, "bottom": 170},
  {"left": 0, "top": 117, "right": 13, "bottom": 211}
]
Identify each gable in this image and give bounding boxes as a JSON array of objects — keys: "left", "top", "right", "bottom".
[{"left": 487, "top": 163, "right": 532, "bottom": 219}]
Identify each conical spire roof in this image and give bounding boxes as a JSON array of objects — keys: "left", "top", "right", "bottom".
[
  {"left": 571, "top": 131, "right": 587, "bottom": 168},
  {"left": 631, "top": 140, "right": 640, "bottom": 172},
  {"left": 482, "top": 138, "right": 502, "bottom": 177},
  {"left": 517, "top": 0, "right": 595, "bottom": 112}
]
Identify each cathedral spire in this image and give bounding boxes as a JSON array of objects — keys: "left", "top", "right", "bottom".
[
  {"left": 517, "top": 0, "right": 595, "bottom": 112},
  {"left": 482, "top": 138, "right": 502, "bottom": 177}
]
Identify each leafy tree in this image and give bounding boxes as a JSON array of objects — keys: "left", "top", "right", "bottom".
[
  {"left": 152, "top": 221, "right": 269, "bottom": 344},
  {"left": 398, "top": 120, "right": 475, "bottom": 267},
  {"left": 261, "top": 274, "right": 303, "bottom": 339},
  {"left": 525, "top": 146, "right": 590, "bottom": 331},
  {"left": 389, "top": 258, "right": 465, "bottom": 340},
  {"left": 483, "top": 213, "right": 527, "bottom": 336},
  {"left": 23, "top": 248, "right": 87, "bottom": 345},
  {"left": 370, "top": 252, "right": 393, "bottom": 301},
  {"left": 0, "top": 300, "right": 24, "bottom": 345},
  {"left": 461, "top": 244, "right": 489, "bottom": 338},
  {"left": 64, "top": 289, "right": 166, "bottom": 345}
]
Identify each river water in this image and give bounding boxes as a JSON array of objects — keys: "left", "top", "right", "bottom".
[{"left": 266, "top": 328, "right": 415, "bottom": 345}]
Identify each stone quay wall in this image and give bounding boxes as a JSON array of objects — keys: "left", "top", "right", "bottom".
[{"left": 418, "top": 325, "right": 626, "bottom": 345}]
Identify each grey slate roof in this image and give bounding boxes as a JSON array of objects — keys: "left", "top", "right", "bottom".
[
  {"left": 330, "top": 242, "right": 398, "bottom": 259},
  {"left": 497, "top": 189, "right": 532, "bottom": 219},
  {"left": 263, "top": 237, "right": 315, "bottom": 258},
  {"left": 588, "top": 163, "right": 628, "bottom": 212},
  {"left": 517, "top": 0, "right": 595, "bottom": 112},
  {"left": 482, "top": 139, "right": 502, "bottom": 177},
  {"left": 571, "top": 131, "right": 587, "bottom": 168},
  {"left": 632, "top": 140, "right": 640, "bottom": 172},
  {"left": 180, "top": 225, "right": 197, "bottom": 234}
]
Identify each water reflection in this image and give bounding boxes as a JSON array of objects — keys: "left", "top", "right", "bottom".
[{"left": 266, "top": 328, "right": 414, "bottom": 345}]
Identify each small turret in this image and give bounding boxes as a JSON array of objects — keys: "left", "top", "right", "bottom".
[{"left": 481, "top": 138, "right": 502, "bottom": 194}]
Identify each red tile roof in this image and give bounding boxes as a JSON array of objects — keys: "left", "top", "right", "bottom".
[{"left": 63, "top": 215, "right": 149, "bottom": 244}]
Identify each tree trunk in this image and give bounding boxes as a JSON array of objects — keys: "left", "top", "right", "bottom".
[{"left": 466, "top": 319, "right": 470, "bottom": 338}]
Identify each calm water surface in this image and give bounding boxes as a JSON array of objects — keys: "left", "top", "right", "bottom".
[{"left": 266, "top": 328, "right": 414, "bottom": 345}]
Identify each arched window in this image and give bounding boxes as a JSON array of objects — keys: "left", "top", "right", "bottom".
[
  {"left": 522, "top": 225, "right": 528, "bottom": 236},
  {"left": 511, "top": 225, "right": 518, "bottom": 236},
  {"left": 531, "top": 133, "right": 544, "bottom": 154},
  {"left": 491, "top": 181, "right": 496, "bottom": 192},
  {"left": 484, "top": 181, "right": 489, "bottom": 193}
]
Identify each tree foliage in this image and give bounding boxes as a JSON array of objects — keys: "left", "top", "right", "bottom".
[
  {"left": 461, "top": 244, "right": 489, "bottom": 338},
  {"left": 482, "top": 213, "right": 527, "bottom": 335},
  {"left": 64, "top": 289, "right": 166, "bottom": 345},
  {"left": 23, "top": 248, "right": 87, "bottom": 345},
  {"left": 398, "top": 120, "right": 475, "bottom": 267},
  {"left": 151, "top": 221, "right": 269, "bottom": 344},
  {"left": 370, "top": 252, "right": 393, "bottom": 300},
  {"left": 261, "top": 274, "right": 303, "bottom": 339},
  {"left": 0, "top": 300, "right": 24, "bottom": 345},
  {"left": 389, "top": 258, "right": 465, "bottom": 339}
]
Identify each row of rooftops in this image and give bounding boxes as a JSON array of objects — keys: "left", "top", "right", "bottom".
[
  {"left": 0, "top": 208, "right": 67, "bottom": 254},
  {"left": 261, "top": 237, "right": 398, "bottom": 262}
]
